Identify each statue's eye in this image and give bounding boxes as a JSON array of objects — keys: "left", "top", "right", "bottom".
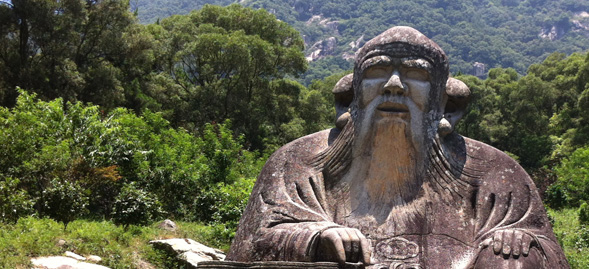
[
  {"left": 364, "top": 66, "right": 391, "bottom": 79},
  {"left": 404, "top": 69, "right": 429, "bottom": 81}
]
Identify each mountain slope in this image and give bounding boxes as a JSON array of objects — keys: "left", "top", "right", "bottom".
[{"left": 135, "top": 0, "right": 589, "bottom": 82}]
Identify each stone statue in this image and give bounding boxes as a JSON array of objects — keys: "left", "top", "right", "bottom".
[{"left": 225, "top": 26, "right": 569, "bottom": 268}]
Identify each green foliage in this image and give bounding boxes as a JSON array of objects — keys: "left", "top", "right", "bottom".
[
  {"left": 549, "top": 208, "right": 589, "bottom": 268},
  {"left": 553, "top": 147, "right": 589, "bottom": 207},
  {"left": 0, "top": 217, "right": 234, "bottom": 268},
  {"left": 0, "top": 0, "right": 157, "bottom": 109},
  {"left": 42, "top": 178, "right": 89, "bottom": 230},
  {"left": 0, "top": 91, "right": 263, "bottom": 227},
  {"left": 196, "top": 177, "right": 255, "bottom": 232},
  {"left": 545, "top": 184, "right": 569, "bottom": 209},
  {"left": 149, "top": 4, "right": 308, "bottom": 149},
  {"left": 579, "top": 202, "right": 589, "bottom": 225},
  {"left": 112, "top": 183, "right": 163, "bottom": 229},
  {"left": 0, "top": 177, "right": 36, "bottom": 224}
]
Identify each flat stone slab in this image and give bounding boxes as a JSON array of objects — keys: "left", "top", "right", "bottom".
[
  {"left": 197, "top": 261, "right": 347, "bottom": 268},
  {"left": 149, "top": 238, "right": 225, "bottom": 268},
  {"left": 31, "top": 256, "right": 110, "bottom": 269}
]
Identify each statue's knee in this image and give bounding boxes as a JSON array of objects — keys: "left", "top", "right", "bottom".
[{"left": 474, "top": 247, "right": 544, "bottom": 269}]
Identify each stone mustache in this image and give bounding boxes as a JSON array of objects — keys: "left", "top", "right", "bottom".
[{"left": 226, "top": 26, "right": 569, "bottom": 268}]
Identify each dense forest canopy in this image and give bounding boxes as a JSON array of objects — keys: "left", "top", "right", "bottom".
[{"left": 134, "top": 0, "right": 589, "bottom": 83}]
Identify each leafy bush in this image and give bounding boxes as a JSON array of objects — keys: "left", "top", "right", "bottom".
[
  {"left": 545, "top": 183, "right": 569, "bottom": 209},
  {"left": 196, "top": 177, "right": 255, "bottom": 229},
  {"left": 112, "top": 183, "right": 163, "bottom": 229},
  {"left": 553, "top": 147, "right": 589, "bottom": 207},
  {"left": 42, "top": 178, "right": 89, "bottom": 230},
  {"left": 580, "top": 202, "right": 589, "bottom": 225},
  {"left": 0, "top": 91, "right": 263, "bottom": 228},
  {"left": 0, "top": 177, "right": 36, "bottom": 223}
]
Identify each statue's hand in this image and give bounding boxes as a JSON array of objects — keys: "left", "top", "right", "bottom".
[
  {"left": 481, "top": 229, "right": 536, "bottom": 258},
  {"left": 316, "top": 227, "right": 371, "bottom": 264}
]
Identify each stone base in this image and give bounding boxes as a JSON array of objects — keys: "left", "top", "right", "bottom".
[{"left": 198, "top": 261, "right": 364, "bottom": 269}]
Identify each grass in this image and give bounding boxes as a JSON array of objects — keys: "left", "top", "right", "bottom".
[
  {"left": 548, "top": 207, "right": 589, "bottom": 269},
  {"left": 0, "top": 217, "right": 232, "bottom": 268},
  {"left": 1, "top": 210, "right": 588, "bottom": 268}
]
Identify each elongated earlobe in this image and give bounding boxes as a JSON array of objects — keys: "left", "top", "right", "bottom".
[
  {"left": 439, "top": 77, "right": 471, "bottom": 136},
  {"left": 333, "top": 74, "right": 354, "bottom": 129}
]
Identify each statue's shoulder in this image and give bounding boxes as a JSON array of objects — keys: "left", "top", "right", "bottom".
[
  {"left": 461, "top": 136, "right": 518, "bottom": 165},
  {"left": 259, "top": 128, "right": 335, "bottom": 176},
  {"left": 461, "top": 136, "right": 533, "bottom": 186}
]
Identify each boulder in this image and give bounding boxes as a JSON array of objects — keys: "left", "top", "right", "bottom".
[
  {"left": 157, "top": 219, "right": 177, "bottom": 231},
  {"left": 149, "top": 238, "right": 225, "bottom": 268}
]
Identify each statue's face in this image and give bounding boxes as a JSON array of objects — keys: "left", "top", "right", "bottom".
[{"left": 358, "top": 55, "right": 432, "bottom": 125}]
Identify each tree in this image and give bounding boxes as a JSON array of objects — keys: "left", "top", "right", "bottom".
[
  {"left": 0, "top": 0, "right": 156, "bottom": 109},
  {"left": 149, "top": 4, "right": 307, "bottom": 149}
]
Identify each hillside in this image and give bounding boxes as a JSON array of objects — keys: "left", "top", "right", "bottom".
[{"left": 134, "top": 0, "right": 589, "bottom": 83}]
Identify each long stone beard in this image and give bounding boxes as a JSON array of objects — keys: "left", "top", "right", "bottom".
[
  {"left": 310, "top": 106, "right": 476, "bottom": 229},
  {"left": 344, "top": 106, "right": 432, "bottom": 219}
]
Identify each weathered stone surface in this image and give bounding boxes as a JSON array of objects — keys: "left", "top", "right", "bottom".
[
  {"left": 87, "top": 255, "right": 102, "bottom": 263},
  {"left": 198, "top": 261, "right": 348, "bottom": 268},
  {"left": 149, "top": 238, "right": 225, "bottom": 267},
  {"left": 226, "top": 26, "right": 569, "bottom": 268},
  {"left": 157, "top": 219, "right": 177, "bottom": 231},
  {"left": 31, "top": 256, "right": 109, "bottom": 269},
  {"left": 306, "top": 37, "right": 338, "bottom": 62},
  {"left": 65, "top": 251, "right": 86, "bottom": 261}
]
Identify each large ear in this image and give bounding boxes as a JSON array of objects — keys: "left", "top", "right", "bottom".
[
  {"left": 442, "top": 77, "right": 471, "bottom": 131},
  {"left": 333, "top": 73, "right": 354, "bottom": 129}
]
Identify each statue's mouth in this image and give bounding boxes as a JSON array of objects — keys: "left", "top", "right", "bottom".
[{"left": 377, "top": 102, "right": 409, "bottom": 113}]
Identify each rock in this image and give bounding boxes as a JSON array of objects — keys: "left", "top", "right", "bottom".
[
  {"left": 149, "top": 238, "right": 225, "bottom": 268},
  {"left": 157, "top": 219, "right": 177, "bottom": 231},
  {"left": 306, "top": 37, "right": 338, "bottom": 62},
  {"left": 31, "top": 256, "right": 110, "bottom": 269},
  {"left": 472, "top": 61, "right": 486, "bottom": 77},
  {"left": 539, "top": 25, "right": 565, "bottom": 41},
  {"left": 57, "top": 239, "right": 67, "bottom": 247},
  {"left": 87, "top": 255, "right": 102, "bottom": 263},
  {"left": 65, "top": 251, "right": 86, "bottom": 261}
]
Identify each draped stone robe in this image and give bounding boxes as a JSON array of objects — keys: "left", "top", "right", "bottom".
[{"left": 227, "top": 128, "right": 568, "bottom": 268}]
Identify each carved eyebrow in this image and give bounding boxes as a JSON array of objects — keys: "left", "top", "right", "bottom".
[
  {"left": 401, "top": 58, "right": 432, "bottom": 70},
  {"left": 361, "top": 55, "right": 393, "bottom": 71}
]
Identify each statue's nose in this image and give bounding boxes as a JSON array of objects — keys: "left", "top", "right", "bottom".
[{"left": 383, "top": 71, "right": 405, "bottom": 95}]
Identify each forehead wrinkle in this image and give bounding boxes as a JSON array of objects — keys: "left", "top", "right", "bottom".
[
  {"left": 401, "top": 58, "right": 432, "bottom": 70},
  {"left": 360, "top": 55, "right": 393, "bottom": 72}
]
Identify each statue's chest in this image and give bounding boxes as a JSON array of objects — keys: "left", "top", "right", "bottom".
[{"left": 328, "top": 185, "right": 478, "bottom": 268}]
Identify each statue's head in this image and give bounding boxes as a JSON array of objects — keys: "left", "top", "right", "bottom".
[
  {"left": 350, "top": 27, "right": 449, "bottom": 137},
  {"left": 320, "top": 27, "right": 469, "bottom": 182}
]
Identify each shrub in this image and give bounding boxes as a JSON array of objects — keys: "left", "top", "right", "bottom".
[
  {"left": 553, "top": 146, "right": 589, "bottom": 207},
  {"left": 42, "top": 178, "right": 89, "bottom": 230},
  {"left": 196, "top": 177, "right": 255, "bottom": 230},
  {"left": 112, "top": 183, "right": 163, "bottom": 229},
  {"left": 580, "top": 202, "right": 589, "bottom": 225},
  {"left": 0, "top": 177, "right": 36, "bottom": 223},
  {"left": 545, "top": 183, "right": 569, "bottom": 209}
]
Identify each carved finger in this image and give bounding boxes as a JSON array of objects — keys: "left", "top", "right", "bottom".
[
  {"left": 337, "top": 229, "right": 352, "bottom": 263},
  {"left": 322, "top": 229, "right": 346, "bottom": 263},
  {"left": 522, "top": 233, "right": 532, "bottom": 256},
  {"left": 502, "top": 230, "right": 513, "bottom": 256},
  {"left": 493, "top": 231, "right": 503, "bottom": 254},
  {"left": 358, "top": 233, "right": 371, "bottom": 264},
  {"left": 345, "top": 229, "right": 360, "bottom": 262},
  {"left": 512, "top": 230, "right": 523, "bottom": 257}
]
